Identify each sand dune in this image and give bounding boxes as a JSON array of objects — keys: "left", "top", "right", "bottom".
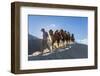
[{"left": 28, "top": 43, "right": 88, "bottom": 60}]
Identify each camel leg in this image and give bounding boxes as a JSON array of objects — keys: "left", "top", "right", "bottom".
[{"left": 57, "top": 41, "right": 59, "bottom": 48}]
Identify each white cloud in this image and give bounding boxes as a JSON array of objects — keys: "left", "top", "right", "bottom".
[
  {"left": 50, "top": 24, "right": 56, "bottom": 27},
  {"left": 46, "top": 24, "right": 59, "bottom": 31},
  {"left": 77, "top": 38, "right": 88, "bottom": 45}
]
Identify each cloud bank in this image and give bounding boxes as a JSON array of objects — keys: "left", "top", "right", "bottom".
[{"left": 77, "top": 38, "right": 88, "bottom": 45}]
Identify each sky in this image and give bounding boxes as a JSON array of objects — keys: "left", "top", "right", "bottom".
[{"left": 28, "top": 15, "right": 88, "bottom": 44}]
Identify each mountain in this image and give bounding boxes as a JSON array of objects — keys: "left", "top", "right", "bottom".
[
  {"left": 28, "top": 34, "right": 42, "bottom": 55},
  {"left": 28, "top": 34, "right": 39, "bottom": 40}
]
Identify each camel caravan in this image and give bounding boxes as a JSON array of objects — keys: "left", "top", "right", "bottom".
[{"left": 41, "top": 28, "right": 75, "bottom": 54}]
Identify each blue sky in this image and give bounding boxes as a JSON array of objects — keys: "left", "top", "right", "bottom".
[{"left": 28, "top": 15, "right": 88, "bottom": 44}]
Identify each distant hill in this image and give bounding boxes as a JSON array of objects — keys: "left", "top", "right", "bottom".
[
  {"left": 28, "top": 34, "right": 39, "bottom": 40},
  {"left": 28, "top": 34, "right": 42, "bottom": 55}
]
